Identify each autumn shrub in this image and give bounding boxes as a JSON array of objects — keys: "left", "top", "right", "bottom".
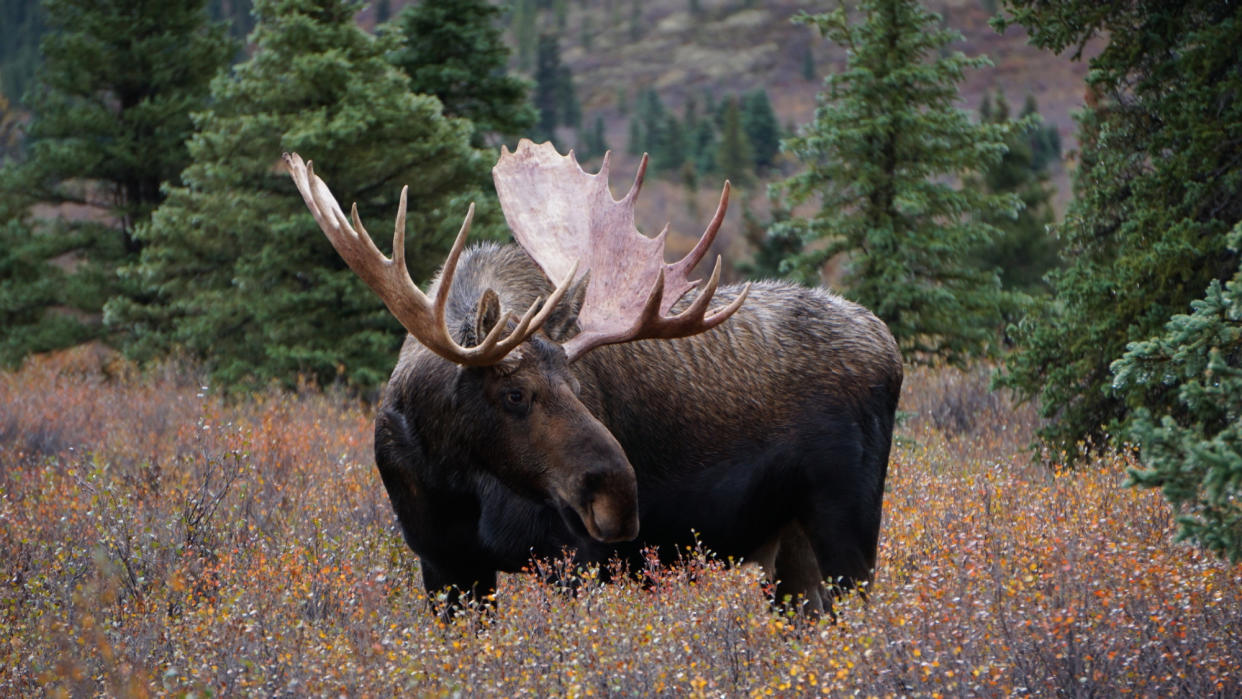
[{"left": 1, "top": 347, "right": 1239, "bottom": 696}]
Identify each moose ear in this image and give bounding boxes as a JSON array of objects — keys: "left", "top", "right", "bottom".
[
  {"left": 542, "top": 271, "right": 590, "bottom": 343},
  {"left": 473, "top": 289, "right": 503, "bottom": 346}
]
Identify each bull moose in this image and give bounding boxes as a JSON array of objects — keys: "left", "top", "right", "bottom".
[{"left": 283, "top": 141, "right": 902, "bottom": 616}]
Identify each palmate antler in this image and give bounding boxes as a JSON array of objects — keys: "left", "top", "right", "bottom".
[
  {"left": 283, "top": 152, "right": 577, "bottom": 367},
  {"left": 493, "top": 140, "right": 749, "bottom": 362}
]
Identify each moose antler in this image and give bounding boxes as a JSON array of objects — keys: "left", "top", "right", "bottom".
[
  {"left": 283, "top": 152, "right": 577, "bottom": 367},
  {"left": 493, "top": 140, "right": 749, "bottom": 362}
]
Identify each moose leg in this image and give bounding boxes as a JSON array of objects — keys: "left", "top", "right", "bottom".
[
  {"left": 751, "top": 522, "right": 827, "bottom": 617},
  {"left": 420, "top": 559, "right": 498, "bottom": 619},
  {"left": 800, "top": 496, "right": 879, "bottom": 597}
]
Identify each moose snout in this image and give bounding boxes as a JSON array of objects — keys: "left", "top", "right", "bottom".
[
  {"left": 575, "top": 462, "right": 639, "bottom": 543},
  {"left": 587, "top": 494, "right": 639, "bottom": 543}
]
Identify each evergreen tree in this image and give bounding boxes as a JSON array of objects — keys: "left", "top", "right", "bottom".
[
  {"left": 776, "top": 1, "right": 1019, "bottom": 365},
  {"left": 512, "top": 0, "right": 538, "bottom": 71},
  {"left": 208, "top": 0, "right": 255, "bottom": 42},
  {"left": 578, "top": 114, "right": 608, "bottom": 161},
  {"left": 387, "top": 0, "right": 536, "bottom": 146},
  {"left": 651, "top": 113, "right": 685, "bottom": 173},
  {"left": 996, "top": 0, "right": 1242, "bottom": 456},
  {"left": 0, "top": 0, "right": 44, "bottom": 104},
  {"left": 109, "top": 0, "right": 500, "bottom": 390},
  {"left": 689, "top": 92, "right": 718, "bottom": 175},
  {"left": 1111, "top": 225, "right": 1242, "bottom": 562},
  {"left": 0, "top": 94, "right": 24, "bottom": 164},
  {"left": 714, "top": 96, "right": 753, "bottom": 187},
  {"left": 531, "top": 34, "right": 578, "bottom": 143},
  {"left": 625, "top": 114, "right": 643, "bottom": 156},
  {"left": 636, "top": 89, "right": 666, "bottom": 156},
  {"left": 740, "top": 89, "right": 781, "bottom": 172},
  {"left": 1020, "top": 93, "right": 1060, "bottom": 173},
  {"left": 736, "top": 196, "right": 812, "bottom": 283},
  {"left": 971, "top": 90, "right": 1057, "bottom": 294},
  {"left": 0, "top": 0, "right": 232, "bottom": 366},
  {"left": 557, "top": 64, "right": 581, "bottom": 130}
]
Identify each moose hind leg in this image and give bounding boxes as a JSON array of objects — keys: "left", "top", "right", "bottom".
[{"left": 750, "top": 522, "right": 827, "bottom": 617}]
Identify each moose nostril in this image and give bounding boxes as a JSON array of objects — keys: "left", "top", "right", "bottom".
[{"left": 589, "top": 498, "right": 639, "bottom": 543}]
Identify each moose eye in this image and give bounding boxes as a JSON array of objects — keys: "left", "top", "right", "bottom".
[{"left": 503, "top": 388, "right": 526, "bottom": 408}]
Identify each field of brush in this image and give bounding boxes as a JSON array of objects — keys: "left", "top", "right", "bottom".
[{"left": 2, "top": 347, "right": 1239, "bottom": 696}]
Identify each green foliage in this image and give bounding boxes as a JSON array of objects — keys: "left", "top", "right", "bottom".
[
  {"left": 714, "top": 96, "right": 753, "bottom": 186},
  {"left": 1020, "top": 94, "right": 1060, "bottom": 172},
  {"left": 735, "top": 197, "right": 814, "bottom": 283},
  {"left": 800, "top": 45, "right": 815, "bottom": 82},
  {"left": 1112, "top": 225, "right": 1242, "bottom": 562},
  {"left": 0, "top": 0, "right": 44, "bottom": 104},
  {"left": 511, "top": 0, "right": 538, "bottom": 71},
  {"left": 0, "top": 93, "right": 27, "bottom": 164},
  {"left": 996, "top": 1, "right": 1242, "bottom": 457},
  {"left": 577, "top": 115, "right": 608, "bottom": 162},
  {"left": 740, "top": 89, "right": 780, "bottom": 172},
  {"left": 0, "top": 0, "right": 233, "bottom": 366},
  {"left": 387, "top": 0, "right": 536, "bottom": 146},
  {"left": 971, "top": 90, "right": 1058, "bottom": 294},
  {"left": 208, "top": 0, "right": 255, "bottom": 42},
  {"left": 776, "top": 0, "right": 1019, "bottom": 366},
  {"left": 109, "top": 0, "right": 501, "bottom": 391},
  {"left": 0, "top": 199, "right": 89, "bottom": 366},
  {"left": 531, "top": 34, "right": 579, "bottom": 143}
]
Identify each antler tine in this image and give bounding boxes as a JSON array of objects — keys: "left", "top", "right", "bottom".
[
  {"left": 431, "top": 202, "right": 476, "bottom": 334},
  {"left": 673, "top": 257, "right": 751, "bottom": 331},
  {"left": 671, "top": 181, "right": 730, "bottom": 277},
  {"left": 622, "top": 153, "right": 649, "bottom": 204}
]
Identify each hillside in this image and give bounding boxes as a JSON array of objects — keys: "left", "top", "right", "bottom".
[{"left": 364, "top": 0, "right": 1092, "bottom": 276}]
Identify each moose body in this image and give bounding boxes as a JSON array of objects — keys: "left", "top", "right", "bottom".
[
  {"left": 374, "top": 244, "right": 901, "bottom": 613},
  {"left": 285, "top": 141, "right": 902, "bottom": 615}
]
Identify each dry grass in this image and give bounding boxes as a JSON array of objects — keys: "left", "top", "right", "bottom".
[{"left": 2, "top": 350, "right": 1238, "bottom": 696}]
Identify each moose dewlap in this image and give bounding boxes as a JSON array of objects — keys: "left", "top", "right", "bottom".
[{"left": 284, "top": 141, "right": 902, "bottom": 616}]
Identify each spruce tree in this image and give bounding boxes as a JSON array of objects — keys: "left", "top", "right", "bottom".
[
  {"left": 531, "top": 34, "right": 573, "bottom": 143},
  {"left": 0, "top": 0, "right": 44, "bottom": 104},
  {"left": 0, "top": 0, "right": 232, "bottom": 366},
  {"left": 714, "top": 96, "right": 753, "bottom": 187},
  {"left": 1020, "top": 94, "right": 1060, "bottom": 173},
  {"left": 387, "top": 0, "right": 536, "bottom": 146},
  {"left": 110, "top": 0, "right": 500, "bottom": 390},
  {"left": 971, "top": 90, "right": 1057, "bottom": 294},
  {"left": 626, "top": 115, "right": 643, "bottom": 156},
  {"left": 0, "top": 94, "right": 25, "bottom": 163},
  {"left": 1110, "top": 226, "right": 1242, "bottom": 562},
  {"left": 996, "top": 0, "right": 1242, "bottom": 456},
  {"left": 736, "top": 196, "right": 810, "bottom": 283},
  {"left": 208, "top": 0, "right": 255, "bottom": 42},
  {"left": 577, "top": 115, "right": 608, "bottom": 162},
  {"left": 740, "top": 89, "right": 780, "bottom": 172},
  {"left": 776, "top": 1, "right": 1018, "bottom": 365},
  {"left": 636, "top": 89, "right": 667, "bottom": 159}
]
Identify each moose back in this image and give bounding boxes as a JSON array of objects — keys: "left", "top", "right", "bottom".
[{"left": 285, "top": 142, "right": 902, "bottom": 615}]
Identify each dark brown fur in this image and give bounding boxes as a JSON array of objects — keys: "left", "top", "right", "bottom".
[{"left": 374, "top": 243, "right": 902, "bottom": 615}]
